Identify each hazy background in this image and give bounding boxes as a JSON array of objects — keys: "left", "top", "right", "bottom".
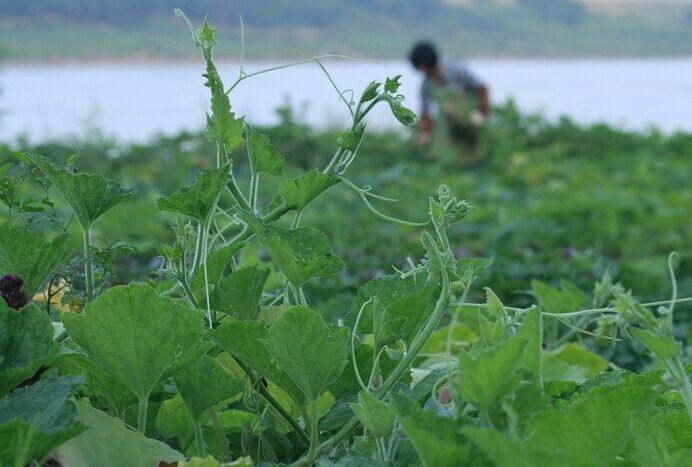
[{"left": 0, "top": 0, "right": 691, "bottom": 140}]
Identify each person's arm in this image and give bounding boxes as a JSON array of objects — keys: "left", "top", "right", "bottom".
[
  {"left": 478, "top": 85, "right": 490, "bottom": 115},
  {"left": 419, "top": 82, "right": 433, "bottom": 132}
]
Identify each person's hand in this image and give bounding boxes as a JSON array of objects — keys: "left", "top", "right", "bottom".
[{"left": 419, "top": 114, "right": 433, "bottom": 132}]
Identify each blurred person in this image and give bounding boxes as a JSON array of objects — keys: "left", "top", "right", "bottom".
[{"left": 409, "top": 41, "right": 489, "bottom": 165}]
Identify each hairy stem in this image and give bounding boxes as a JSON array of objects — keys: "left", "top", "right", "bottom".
[
  {"left": 194, "top": 420, "right": 207, "bottom": 457},
  {"left": 137, "top": 397, "right": 149, "bottom": 434},
  {"left": 236, "top": 360, "right": 310, "bottom": 444},
  {"left": 292, "top": 402, "right": 319, "bottom": 467},
  {"left": 209, "top": 407, "right": 232, "bottom": 461},
  {"left": 82, "top": 226, "right": 94, "bottom": 301}
]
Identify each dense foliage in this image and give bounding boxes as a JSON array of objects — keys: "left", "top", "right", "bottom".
[{"left": 0, "top": 14, "right": 690, "bottom": 466}]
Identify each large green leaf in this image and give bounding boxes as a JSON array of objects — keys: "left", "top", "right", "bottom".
[
  {"left": 58, "top": 399, "right": 184, "bottom": 467},
  {"left": 210, "top": 265, "right": 269, "bottom": 321},
  {"left": 0, "top": 374, "right": 86, "bottom": 466},
  {"left": 392, "top": 394, "right": 478, "bottom": 467},
  {"left": 464, "top": 378, "right": 657, "bottom": 466},
  {"left": 628, "top": 408, "right": 692, "bottom": 467},
  {"left": 454, "top": 337, "right": 527, "bottom": 412},
  {"left": 239, "top": 212, "right": 344, "bottom": 286},
  {"left": 61, "top": 283, "right": 205, "bottom": 401},
  {"left": 0, "top": 302, "right": 56, "bottom": 396},
  {"left": 172, "top": 355, "right": 245, "bottom": 420},
  {"left": 27, "top": 153, "right": 135, "bottom": 229},
  {"left": 245, "top": 125, "right": 285, "bottom": 176},
  {"left": 264, "top": 306, "right": 349, "bottom": 402},
  {"left": 214, "top": 320, "right": 306, "bottom": 406},
  {"left": 50, "top": 352, "right": 136, "bottom": 417},
  {"left": 279, "top": 169, "right": 338, "bottom": 210},
  {"left": 157, "top": 167, "right": 228, "bottom": 222},
  {"left": 0, "top": 223, "right": 70, "bottom": 296}
]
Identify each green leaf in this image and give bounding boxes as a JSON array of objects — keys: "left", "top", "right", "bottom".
[
  {"left": 279, "top": 169, "right": 339, "bottom": 210},
  {"left": 155, "top": 395, "right": 195, "bottom": 450},
  {"left": 464, "top": 379, "right": 657, "bottom": 466},
  {"left": 58, "top": 399, "right": 184, "bottom": 467},
  {"left": 0, "top": 302, "right": 56, "bottom": 397},
  {"left": 543, "top": 343, "right": 609, "bottom": 383},
  {"left": 27, "top": 153, "right": 135, "bottom": 229},
  {"left": 61, "top": 283, "right": 205, "bottom": 401},
  {"left": 337, "top": 125, "right": 365, "bottom": 151},
  {"left": 0, "top": 374, "right": 86, "bottom": 467},
  {"left": 454, "top": 337, "right": 527, "bottom": 412},
  {"left": 245, "top": 125, "right": 285, "bottom": 176},
  {"left": 348, "top": 274, "right": 431, "bottom": 333},
  {"left": 196, "top": 23, "right": 244, "bottom": 152},
  {"left": 629, "top": 327, "right": 682, "bottom": 360},
  {"left": 210, "top": 265, "right": 270, "bottom": 321},
  {"left": 386, "top": 99, "right": 417, "bottom": 127},
  {"left": 478, "top": 288, "right": 510, "bottom": 345},
  {"left": 191, "top": 242, "right": 246, "bottom": 302},
  {"left": 372, "top": 281, "right": 440, "bottom": 351},
  {"left": 360, "top": 81, "right": 381, "bottom": 103},
  {"left": 0, "top": 223, "right": 70, "bottom": 296},
  {"left": 49, "top": 352, "right": 135, "bottom": 416},
  {"left": 514, "top": 307, "right": 543, "bottom": 384},
  {"left": 349, "top": 391, "right": 394, "bottom": 438},
  {"left": 392, "top": 394, "right": 477, "bottom": 467},
  {"left": 531, "top": 279, "right": 589, "bottom": 314},
  {"left": 239, "top": 212, "right": 344, "bottom": 286},
  {"left": 384, "top": 75, "right": 402, "bottom": 94},
  {"left": 264, "top": 306, "right": 349, "bottom": 402},
  {"left": 157, "top": 167, "right": 228, "bottom": 222},
  {"left": 172, "top": 355, "right": 245, "bottom": 420},
  {"left": 628, "top": 408, "right": 692, "bottom": 467},
  {"left": 214, "top": 320, "right": 306, "bottom": 405}
]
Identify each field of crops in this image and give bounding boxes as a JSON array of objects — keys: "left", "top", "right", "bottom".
[{"left": 1, "top": 14, "right": 691, "bottom": 467}]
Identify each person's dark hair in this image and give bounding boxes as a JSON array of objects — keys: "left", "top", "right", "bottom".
[{"left": 409, "top": 42, "right": 438, "bottom": 69}]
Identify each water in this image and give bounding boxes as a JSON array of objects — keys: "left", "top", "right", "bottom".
[{"left": 1, "top": 58, "right": 691, "bottom": 142}]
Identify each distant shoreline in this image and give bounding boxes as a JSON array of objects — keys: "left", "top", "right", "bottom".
[{"left": 4, "top": 54, "right": 692, "bottom": 67}]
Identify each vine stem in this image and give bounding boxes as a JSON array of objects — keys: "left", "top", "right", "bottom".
[
  {"left": 82, "top": 225, "right": 94, "bottom": 301},
  {"left": 235, "top": 360, "right": 310, "bottom": 444},
  {"left": 194, "top": 420, "right": 207, "bottom": 457},
  {"left": 292, "top": 402, "right": 319, "bottom": 467},
  {"left": 137, "top": 397, "right": 149, "bottom": 433},
  {"left": 453, "top": 296, "right": 692, "bottom": 319},
  {"left": 311, "top": 268, "right": 452, "bottom": 462}
]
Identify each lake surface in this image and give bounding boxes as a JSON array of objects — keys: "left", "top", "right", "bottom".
[{"left": 1, "top": 58, "right": 691, "bottom": 142}]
